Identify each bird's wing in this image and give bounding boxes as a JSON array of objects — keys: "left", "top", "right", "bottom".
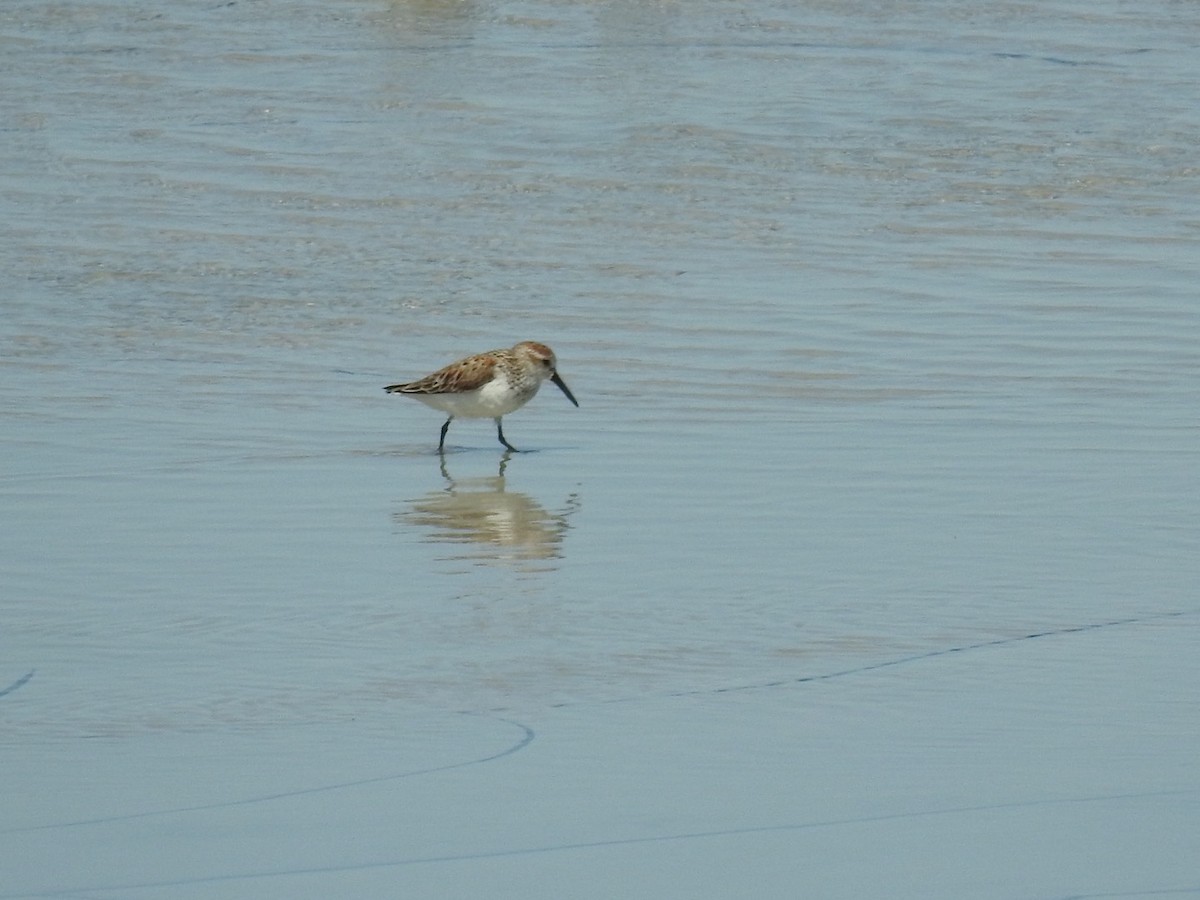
[{"left": 384, "top": 352, "right": 499, "bottom": 395}]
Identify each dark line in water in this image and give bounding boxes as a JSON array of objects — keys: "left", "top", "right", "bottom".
[
  {"left": 693, "top": 611, "right": 1190, "bottom": 697},
  {"left": 0, "top": 670, "right": 34, "bottom": 700},
  {"left": 530, "top": 608, "right": 1197, "bottom": 710},
  {"left": 1056, "top": 888, "right": 1200, "bottom": 900},
  {"left": 0, "top": 712, "right": 532, "bottom": 835},
  {"left": 7, "top": 786, "right": 1197, "bottom": 897}
]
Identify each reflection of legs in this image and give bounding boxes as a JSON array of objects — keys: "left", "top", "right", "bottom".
[
  {"left": 495, "top": 417, "right": 518, "bottom": 452},
  {"left": 438, "top": 417, "right": 453, "bottom": 452}
]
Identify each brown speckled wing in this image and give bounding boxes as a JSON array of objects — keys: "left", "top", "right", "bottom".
[{"left": 385, "top": 351, "right": 499, "bottom": 395}]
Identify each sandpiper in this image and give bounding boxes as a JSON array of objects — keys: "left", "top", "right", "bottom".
[{"left": 384, "top": 341, "right": 578, "bottom": 452}]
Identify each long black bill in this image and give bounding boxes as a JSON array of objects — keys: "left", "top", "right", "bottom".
[{"left": 551, "top": 372, "right": 579, "bottom": 407}]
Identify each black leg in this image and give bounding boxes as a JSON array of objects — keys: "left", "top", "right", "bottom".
[
  {"left": 438, "top": 417, "right": 452, "bottom": 452},
  {"left": 495, "top": 418, "right": 518, "bottom": 452}
]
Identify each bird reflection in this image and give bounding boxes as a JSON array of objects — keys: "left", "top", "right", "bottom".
[{"left": 397, "top": 451, "right": 579, "bottom": 568}]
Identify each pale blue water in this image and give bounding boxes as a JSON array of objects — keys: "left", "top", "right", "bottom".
[{"left": 3, "top": 0, "right": 1198, "bottom": 896}]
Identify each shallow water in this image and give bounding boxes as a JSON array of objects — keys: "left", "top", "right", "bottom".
[{"left": 3, "top": 0, "right": 1199, "bottom": 896}]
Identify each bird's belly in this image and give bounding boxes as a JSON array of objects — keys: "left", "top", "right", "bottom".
[{"left": 413, "top": 381, "right": 538, "bottom": 418}]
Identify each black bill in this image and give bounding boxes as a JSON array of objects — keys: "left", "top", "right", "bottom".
[{"left": 551, "top": 372, "right": 579, "bottom": 407}]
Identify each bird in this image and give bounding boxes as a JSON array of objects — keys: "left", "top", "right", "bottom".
[{"left": 384, "top": 341, "right": 578, "bottom": 452}]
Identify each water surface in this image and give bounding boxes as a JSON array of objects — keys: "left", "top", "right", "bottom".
[{"left": 3, "top": 0, "right": 1198, "bottom": 896}]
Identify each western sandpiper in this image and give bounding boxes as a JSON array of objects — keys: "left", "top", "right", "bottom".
[{"left": 384, "top": 341, "right": 578, "bottom": 452}]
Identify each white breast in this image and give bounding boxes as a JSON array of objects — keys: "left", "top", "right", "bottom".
[{"left": 412, "top": 374, "right": 540, "bottom": 419}]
